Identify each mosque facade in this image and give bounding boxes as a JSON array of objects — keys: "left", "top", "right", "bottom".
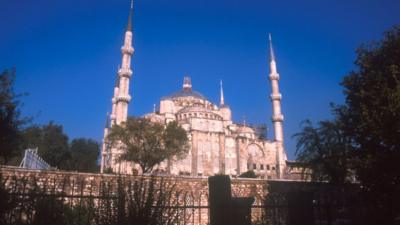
[{"left": 100, "top": 4, "right": 288, "bottom": 179}]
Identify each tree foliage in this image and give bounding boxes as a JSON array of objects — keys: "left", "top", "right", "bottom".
[
  {"left": 294, "top": 26, "right": 400, "bottom": 224},
  {"left": 69, "top": 138, "right": 99, "bottom": 172},
  {"left": 340, "top": 26, "right": 400, "bottom": 224},
  {"left": 21, "top": 122, "right": 70, "bottom": 169},
  {"left": 238, "top": 170, "right": 257, "bottom": 178},
  {"left": 0, "top": 68, "right": 28, "bottom": 164},
  {"left": 21, "top": 123, "right": 100, "bottom": 172},
  {"left": 293, "top": 107, "right": 354, "bottom": 184},
  {"left": 108, "top": 117, "right": 189, "bottom": 173},
  {"left": 1, "top": 174, "right": 189, "bottom": 225}
]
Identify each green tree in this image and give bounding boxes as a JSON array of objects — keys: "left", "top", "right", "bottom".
[
  {"left": 238, "top": 170, "right": 257, "bottom": 178},
  {"left": 108, "top": 117, "right": 189, "bottom": 173},
  {"left": 294, "top": 26, "right": 400, "bottom": 224},
  {"left": 69, "top": 138, "right": 99, "bottom": 172},
  {"left": 0, "top": 68, "right": 28, "bottom": 164},
  {"left": 340, "top": 26, "right": 400, "bottom": 224},
  {"left": 293, "top": 107, "right": 354, "bottom": 184},
  {"left": 22, "top": 122, "right": 70, "bottom": 169}
]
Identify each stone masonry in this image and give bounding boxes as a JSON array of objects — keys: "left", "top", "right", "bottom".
[{"left": 1, "top": 166, "right": 270, "bottom": 225}]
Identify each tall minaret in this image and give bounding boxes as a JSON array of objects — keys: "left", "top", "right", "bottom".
[
  {"left": 268, "top": 33, "right": 286, "bottom": 178},
  {"left": 220, "top": 80, "right": 225, "bottom": 106},
  {"left": 115, "top": 1, "right": 134, "bottom": 125},
  {"left": 101, "top": 1, "right": 135, "bottom": 173}
]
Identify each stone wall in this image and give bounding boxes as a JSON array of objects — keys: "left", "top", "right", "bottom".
[{"left": 0, "top": 166, "right": 270, "bottom": 225}]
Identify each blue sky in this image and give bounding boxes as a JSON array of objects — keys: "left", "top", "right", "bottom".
[{"left": 1, "top": 0, "right": 399, "bottom": 159}]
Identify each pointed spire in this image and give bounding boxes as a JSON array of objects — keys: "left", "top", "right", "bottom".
[
  {"left": 220, "top": 79, "right": 225, "bottom": 106},
  {"left": 153, "top": 104, "right": 156, "bottom": 113},
  {"left": 268, "top": 33, "right": 275, "bottom": 62},
  {"left": 105, "top": 112, "right": 110, "bottom": 128},
  {"left": 126, "top": 0, "right": 134, "bottom": 32}
]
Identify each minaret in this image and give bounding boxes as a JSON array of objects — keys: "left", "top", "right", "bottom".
[
  {"left": 101, "top": 1, "right": 135, "bottom": 173},
  {"left": 115, "top": 1, "right": 134, "bottom": 125},
  {"left": 220, "top": 80, "right": 225, "bottom": 106},
  {"left": 268, "top": 33, "right": 286, "bottom": 178},
  {"left": 100, "top": 113, "right": 110, "bottom": 173}
]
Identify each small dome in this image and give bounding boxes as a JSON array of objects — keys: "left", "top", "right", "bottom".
[{"left": 238, "top": 125, "right": 255, "bottom": 133}]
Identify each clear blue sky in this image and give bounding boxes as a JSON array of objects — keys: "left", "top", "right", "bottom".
[{"left": 1, "top": 0, "right": 399, "bottom": 159}]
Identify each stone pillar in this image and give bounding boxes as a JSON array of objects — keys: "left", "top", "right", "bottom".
[
  {"left": 209, "top": 175, "right": 232, "bottom": 225},
  {"left": 209, "top": 175, "right": 254, "bottom": 225}
]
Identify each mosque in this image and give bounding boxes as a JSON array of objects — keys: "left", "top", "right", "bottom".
[{"left": 100, "top": 3, "right": 289, "bottom": 179}]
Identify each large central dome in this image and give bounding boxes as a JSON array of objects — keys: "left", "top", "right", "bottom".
[{"left": 162, "top": 77, "right": 207, "bottom": 100}]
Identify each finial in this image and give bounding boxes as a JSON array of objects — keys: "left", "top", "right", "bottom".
[
  {"left": 243, "top": 115, "right": 247, "bottom": 126},
  {"left": 126, "top": 0, "right": 133, "bottom": 31},
  {"left": 183, "top": 76, "right": 192, "bottom": 91},
  {"left": 268, "top": 33, "right": 275, "bottom": 62},
  {"left": 220, "top": 79, "right": 225, "bottom": 106},
  {"left": 153, "top": 104, "right": 156, "bottom": 113}
]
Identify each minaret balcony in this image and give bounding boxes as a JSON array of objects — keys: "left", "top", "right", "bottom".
[
  {"left": 116, "top": 95, "right": 132, "bottom": 103},
  {"left": 112, "top": 97, "right": 117, "bottom": 104},
  {"left": 121, "top": 46, "right": 134, "bottom": 55},
  {"left": 272, "top": 114, "right": 284, "bottom": 122},
  {"left": 118, "top": 68, "right": 133, "bottom": 78},
  {"left": 269, "top": 73, "right": 280, "bottom": 80},
  {"left": 270, "top": 93, "right": 282, "bottom": 101}
]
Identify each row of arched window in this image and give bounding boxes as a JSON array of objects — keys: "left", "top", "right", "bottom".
[
  {"left": 177, "top": 112, "right": 222, "bottom": 120},
  {"left": 247, "top": 163, "right": 275, "bottom": 171}
]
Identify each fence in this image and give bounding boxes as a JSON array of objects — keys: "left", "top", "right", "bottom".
[
  {"left": 264, "top": 181, "right": 367, "bottom": 225},
  {"left": 1, "top": 169, "right": 370, "bottom": 225},
  {"left": 0, "top": 173, "right": 213, "bottom": 225}
]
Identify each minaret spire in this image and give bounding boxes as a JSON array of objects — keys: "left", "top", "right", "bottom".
[
  {"left": 267, "top": 33, "right": 286, "bottom": 178},
  {"left": 220, "top": 79, "right": 225, "bottom": 106},
  {"left": 114, "top": 1, "right": 135, "bottom": 125},
  {"left": 269, "top": 33, "right": 275, "bottom": 62},
  {"left": 127, "top": 0, "right": 134, "bottom": 31}
]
